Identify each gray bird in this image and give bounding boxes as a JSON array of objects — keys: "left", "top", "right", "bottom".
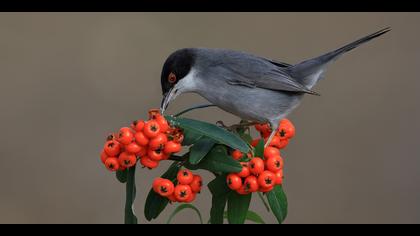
[{"left": 160, "top": 28, "right": 390, "bottom": 146}]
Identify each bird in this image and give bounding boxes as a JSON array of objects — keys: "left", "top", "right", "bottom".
[{"left": 160, "top": 27, "right": 391, "bottom": 147}]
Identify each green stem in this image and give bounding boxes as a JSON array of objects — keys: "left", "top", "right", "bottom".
[
  {"left": 257, "top": 192, "right": 271, "bottom": 213},
  {"left": 125, "top": 166, "right": 138, "bottom": 224},
  {"left": 174, "top": 104, "right": 216, "bottom": 117}
]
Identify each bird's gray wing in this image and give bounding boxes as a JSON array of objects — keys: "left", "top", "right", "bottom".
[
  {"left": 214, "top": 58, "right": 319, "bottom": 95},
  {"left": 259, "top": 57, "right": 293, "bottom": 68}
]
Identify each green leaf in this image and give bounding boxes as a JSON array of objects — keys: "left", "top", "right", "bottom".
[
  {"left": 239, "top": 132, "right": 253, "bottom": 144},
  {"left": 210, "top": 194, "right": 228, "bottom": 224},
  {"left": 116, "top": 169, "right": 128, "bottom": 183},
  {"left": 267, "top": 185, "right": 288, "bottom": 224},
  {"left": 208, "top": 175, "right": 230, "bottom": 224},
  {"left": 223, "top": 210, "right": 266, "bottom": 224},
  {"left": 189, "top": 137, "right": 216, "bottom": 165},
  {"left": 124, "top": 166, "right": 137, "bottom": 224},
  {"left": 254, "top": 139, "right": 265, "bottom": 158},
  {"left": 166, "top": 204, "right": 203, "bottom": 224},
  {"left": 227, "top": 191, "right": 252, "bottom": 224},
  {"left": 182, "top": 128, "right": 203, "bottom": 146},
  {"left": 166, "top": 116, "right": 249, "bottom": 153},
  {"left": 208, "top": 174, "right": 231, "bottom": 197},
  {"left": 144, "top": 163, "right": 181, "bottom": 221},
  {"left": 184, "top": 145, "right": 242, "bottom": 173},
  {"left": 244, "top": 210, "right": 266, "bottom": 224}
]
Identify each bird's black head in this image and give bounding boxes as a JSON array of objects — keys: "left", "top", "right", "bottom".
[{"left": 160, "top": 48, "right": 196, "bottom": 96}]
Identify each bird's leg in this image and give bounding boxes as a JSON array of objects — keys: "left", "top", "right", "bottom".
[
  {"left": 264, "top": 130, "right": 277, "bottom": 148},
  {"left": 264, "top": 122, "right": 279, "bottom": 148},
  {"left": 216, "top": 120, "right": 229, "bottom": 129}
]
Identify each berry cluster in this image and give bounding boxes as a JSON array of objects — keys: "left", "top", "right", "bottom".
[
  {"left": 227, "top": 119, "right": 295, "bottom": 195},
  {"left": 100, "top": 109, "right": 184, "bottom": 171},
  {"left": 153, "top": 169, "right": 203, "bottom": 203}
]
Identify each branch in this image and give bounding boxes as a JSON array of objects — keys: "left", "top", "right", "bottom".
[{"left": 174, "top": 104, "right": 217, "bottom": 117}]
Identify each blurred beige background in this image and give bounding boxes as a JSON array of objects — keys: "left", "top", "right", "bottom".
[{"left": 0, "top": 12, "right": 419, "bottom": 224}]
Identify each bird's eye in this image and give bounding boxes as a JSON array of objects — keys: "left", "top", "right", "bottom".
[{"left": 168, "top": 72, "right": 177, "bottom": 83}]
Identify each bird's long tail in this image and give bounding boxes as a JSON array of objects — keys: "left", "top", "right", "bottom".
[{"left": 289, "top": 27, "right": 391, "bottom": 90}]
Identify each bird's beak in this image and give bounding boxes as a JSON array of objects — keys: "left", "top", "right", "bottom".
[{"left": 160, "top": 87, "right": 177, "bottom": 114}]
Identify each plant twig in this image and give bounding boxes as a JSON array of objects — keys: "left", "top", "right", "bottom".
[
  {"left": 257, "top": 192, "right": 271, "bottom": 213},
  {"left": 174, "top": 104, "right": 217, "bottom": 117}
]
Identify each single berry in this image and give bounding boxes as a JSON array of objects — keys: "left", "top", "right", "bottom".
[
  {"left": 237, "top": 162, "right": 251, "bottom": 178},
  {"left": 249, "top": 157, "right": 265, "bottom": 175},
  {"left": 274, "top": 169, "right": 284, "bottom": 185},
  {"left": 177, "top": 169, "right": 194, "bottom": 185},
  {"left": 118, "top": 127, "right": 134, "bottom": 145},
  {"left": 236, "top": 185, "right": 250, "bottom": 195},
  {"left": 244, "top": 175, "right": 259, "bottom": 193},
  {"left": 100, "top": 151, "right": 108, "bottom": 164},
  {"left": 258, "top": 171, "right": 276, "bottom": 189},
  {"left": 226, "top": 173, "right": 242, "bottom": 191},
  {"left": 153, "top": 178, "right": 164, "bottom": 193},
  {"left": 104, "top": 140, "right": 121, "bottom": 157},
  {"left": 251, "top": 139, "right": 261, "bottom": 147},
  {"left": 125, "top": 142, "right": 142, "bottom": 154},
  {"left": 143, "top": 120, "right": 161, "bottom": 139},
  {"left": 156, "top": 179, "right": 175, "bottom": 197},
  {"left": 231, "top": 150, "right": 243, "bottom": 160},
  {"left": 185, "top": 192, "right": 197, "bottom": 203},
  {"left": 259, "top": 185, "right": 274, "bottom": 193},
  {"left": 105, "top": 157, "right": 119, "bottom": 172},
  {"left": 134, "top": 132, "right": 149, "bottom": 146},
  {"left": 264, "top": 146, "right": 280, "bottom": 159},
  {"left": 190, "top": 175, "right": 203, "bottom": 193},
  {"left": 278, "top": 119, "right": 295, "bottom": 139},
  {"left": 155, "top": 115, "right": 170, "bottom": 133},
  {"left": 149, "top": 133, "right": 168, "bottom": 151},
  {"left": 118, "top": 152, "right": 137, "bottom": 168},
  {"left": 265, "top": 156, "right": 283, "bottom": 173},
  {"left": 147, "top": 149, "right": 165, "bottom": 161},
  {"left": 174, "top": 185, "right": 193, "bottom": 202},
  {"left": 140, "top": 156, "right": 159, "bottom": 169},
  {"left": 131, "top": 119, "right": 145, "bottom": 132},
  {"left": 163, "top": 141, "right": 182, "bottom": 154}
]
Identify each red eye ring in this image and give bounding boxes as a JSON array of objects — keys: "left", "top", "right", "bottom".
[{"left": 168, "top": 72, "right": 177, "bottom": 83}]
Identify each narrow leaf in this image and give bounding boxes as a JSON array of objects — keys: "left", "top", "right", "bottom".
[
  {"left": 124, "top": 166, "right": 137, "bottom": 224},
  {"left": 116, "top": 169, "right": 128, "bottom": 183},
  {"left": 254, "top": 139, "right": 265, "bottom": 158},
  {"left": 184, "top": 145, "right": 242, "bottom": 173},
  {"left": 144, "top": 163, "right": 181, "bottom": 221},
  {"left": 208, "top": 175, "right": 230, "bottom": 224},
  {"left": 189, "top": 137, "right": 216, "bottom": 165},
  {"left": 223, "top": 210, "right": 266, "bottom": 224},
  {"left": 267, "top": 185, "right": 288, "bottom": 224},
  {"left": 244, "top": 210, "right": 266, "bottom": 224},
  {"left": 182, "top": 128, "right": 203, "bottom": 146},
  {"left": 239, "top": 132, "right": 253, "bottom": 144},
  {"left": 227, "top": 191, "right": 252, "bottom": 224},
  {"left": 166, "top": 204, "right": 203, "bottom": 224},
  {"left": 210, "top": 195, "right": 228, "bottom": 224},
  {"left": 166, "top": 116, "right": 249, "bottom": 153},
  {"left": 208, "top": 174, "right": 230, "bottom": 197}
]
